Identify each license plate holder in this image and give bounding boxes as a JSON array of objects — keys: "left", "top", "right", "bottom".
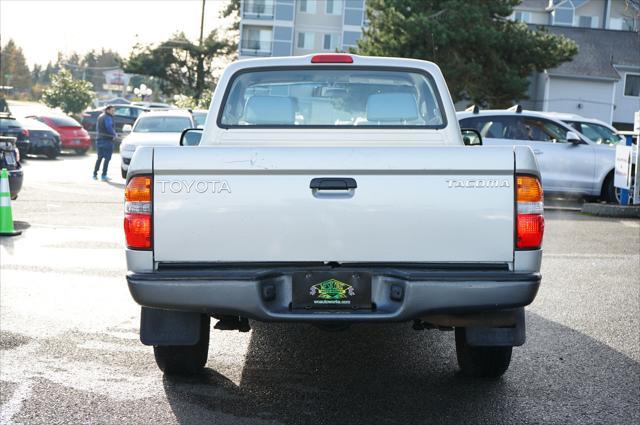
[{"left": 292, "top": 271, "right": 372, "bottom": 310}]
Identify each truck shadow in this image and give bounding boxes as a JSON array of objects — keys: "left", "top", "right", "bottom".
[{"left": 162, "top": 312, "right": 640, "bottom": 425}]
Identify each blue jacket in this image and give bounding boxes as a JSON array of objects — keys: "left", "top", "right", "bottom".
[{"left": 97, "top": 113, "right": 116, "bottom": 142}]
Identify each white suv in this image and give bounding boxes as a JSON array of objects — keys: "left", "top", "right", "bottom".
[
  {"left": 120, "top": 110, "right": 194, "bottom": 178},
  {"left": 457, "top": 107, "right": 617, "bottom": 202}
]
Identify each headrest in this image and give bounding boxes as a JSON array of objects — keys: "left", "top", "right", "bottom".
[
  {"left": 244, "top": 95, "right": 295, "bottom": 125},
  {"left": 366, "top": 92, "right": 419, "bottom": 122}
]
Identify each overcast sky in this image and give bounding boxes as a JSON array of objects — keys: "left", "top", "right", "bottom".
[{"left": 0, "top": 0, "right": 231, "bottom": 68}]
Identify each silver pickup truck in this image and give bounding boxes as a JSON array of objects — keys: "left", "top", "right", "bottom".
[{"left": 125, "top": 54, "right": 544, "bottom": 378}]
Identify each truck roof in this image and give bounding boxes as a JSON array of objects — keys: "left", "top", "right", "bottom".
[{"left": 232, "top": 54, "right": 444, "bottom": 74}]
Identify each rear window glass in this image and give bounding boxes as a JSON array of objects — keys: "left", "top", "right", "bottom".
[
  {"left": 0, "top": 117, "right": 20, "bottom": 130},
  {"left": 49, "top": 115, "right": 81, "bottom": 127},
  {"left": 220, "top": 68, "right": 445, "bottom": 128},
  {"left": 133, "top": 116, "right": 191, "bottom": 133}
]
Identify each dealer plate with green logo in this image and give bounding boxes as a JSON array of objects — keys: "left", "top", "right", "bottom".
[{"left": 292, "top": 272, "right": 372, "bottom": 310}]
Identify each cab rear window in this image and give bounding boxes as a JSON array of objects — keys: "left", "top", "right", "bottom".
[{"left": 219, "top": 67, "right": 446, "bottom": 128}]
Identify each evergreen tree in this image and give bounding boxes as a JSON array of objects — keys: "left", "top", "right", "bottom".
[
  {"left": 0, "top": 39, "right": 32, "bottom": 91},
  {"left": 356, "top": 0, "right": 578, "bottom": 106},
  {"left": 123, "top": 30, "right": 232, "bottom": 101}
]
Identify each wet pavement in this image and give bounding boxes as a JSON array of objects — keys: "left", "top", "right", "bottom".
[{"left": 1, "top": 154, "right": 639, "bottom": 424}]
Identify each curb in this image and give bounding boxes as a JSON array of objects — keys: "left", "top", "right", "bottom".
[{"left": 581, "top": 203, "right": 640, "bottom": 218}]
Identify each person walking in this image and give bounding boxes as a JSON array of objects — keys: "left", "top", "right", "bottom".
[{"left": 93, "top": 105, "right": 117, "bottom": 181}]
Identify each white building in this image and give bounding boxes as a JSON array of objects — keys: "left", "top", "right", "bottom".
[{"left": 239, "top": 0, "right": 367, "bottom": 58}]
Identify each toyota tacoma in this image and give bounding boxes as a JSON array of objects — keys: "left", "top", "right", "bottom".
[{"left": 125, "top": 54, "right": 544, "bottom": 378}]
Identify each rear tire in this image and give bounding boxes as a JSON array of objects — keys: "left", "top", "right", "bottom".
[
  {"left": 153, "top": 315, "right": 210, "bottom": 375},
  {"left": 75, "top": 148, "right": 88, "bottom": 155},
  {"left": 46, "top": 149, "right": 58, "bottom": 160},
  {"left": 455, "top": 327, "right": 512, "bottom": 378},
  {"left": 601, "top": 173, "right": 617, "bottom": 203},
  {"left": 121, "top": 168, "right": 127, "bottom": 179}
]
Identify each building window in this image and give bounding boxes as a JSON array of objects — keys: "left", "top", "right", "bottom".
[
  {"left": 244, "top": 0, "right": 274, "bottom": 17},
  {"left": 323, "top": 34, "right": 340, "bottom": 50},
  {"left": 577, "top": 15, "right": 598, "bottom": 28},
  {"left": 552, "top": 5, "right": 574, "bottom": 26},
  {"left": 326, "top": 0, "right": 343, "bottom": 15},
  {"left": 299, "top": 0, "right": 316, "bottom": 13},
  {"left": 514, "top": 11, "right": 531, "bottom": 23},
  {"left": 242, "top": 27, "right": 273, "bottom": 53},
  {"left": 622, "top": 16, "right": 637, "bottom": 31},
  {"left": 297, "top": 32, "right": 315, "bottom": 49},
  {"left": 624, "top": 74, "right": 640, "bottom": 97}
]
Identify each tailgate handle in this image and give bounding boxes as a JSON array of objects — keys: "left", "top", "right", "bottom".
[{"left": 310, "top": 178, "right": 357, "bottom": 191}]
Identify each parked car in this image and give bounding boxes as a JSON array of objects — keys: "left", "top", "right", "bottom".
[
  {"left": 80, "top": 105, "right": 149, "bottom": 142},
  {"left": 125, "top": 54, "right": 544, "bottom": 378},
  {"left": 0, "top": 136, "right": 23, "bottom": 199},
  {"left": 192, "top": 109, "right": 207, "bottom": 128},
  {"left": 458, "top": 107, "right": 619, "bottom": 202},
  {"left": 131, "top": 101, "right": 174, "bottom": 109},
  {"left": 19, "top": 118, "right": 60, "bottom": 159},
  {"left": 546, "top": 112, "right": 626, "bottom": 145},
  {"left": 28, "top": 114, "right": 91, "bottom": 155},
  {"left": 119, "top": 110, "right": 195, "bottom": 178},
  {"left": 0, "top": 113, "right": 30, "bottom": 158}
]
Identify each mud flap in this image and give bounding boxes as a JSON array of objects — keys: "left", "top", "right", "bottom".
[
  {"left": 140, "top": 307, "right": 202, "bottom": 346},
  {"left": 465, "top": 308, "right": 526, "bottom": 347}
]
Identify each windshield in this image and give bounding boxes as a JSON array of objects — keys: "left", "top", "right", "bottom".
[
  {"left": 133, "top": 116, "right": 191, "bottom": 133},
  {"left": 575, "top": 122, "right": 623, "bottom": 145},
  {"left": 220, "top": 68, "right": 445, "bottom": 128}
]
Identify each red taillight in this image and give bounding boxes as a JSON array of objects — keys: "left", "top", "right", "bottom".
[
  {"left": 21, "top": 129, "right": 29, "bottom": 137},
  {"left": 311, "top": 54, "right": 353, "bottom": 63},
  {"left": 516, "top": 175, "right": 544, "bottom": 249},
  {"left": 517, "top": 214, "right": 544, "bottom": 249},
  {"left": 125, "top": 175, "right": 152, "bottom": 249},
  {"left": 124, "top": 214, "right": 151, "bottom": 249}
]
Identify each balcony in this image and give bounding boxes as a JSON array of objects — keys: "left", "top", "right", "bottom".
[
  {"left": 242, "top": 0, "right": 274, "bottom": 20},
  {"left": 240, "top": 39, "right": 272, "bottom": 56}
]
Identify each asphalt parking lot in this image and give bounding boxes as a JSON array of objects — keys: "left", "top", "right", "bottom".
[{"left": 1, "top": 154, "right": 639, "bottom": 424}]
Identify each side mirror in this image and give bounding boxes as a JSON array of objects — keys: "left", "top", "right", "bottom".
[
  {"left": 122, "top": 124, "right": 133, "bottom": 133},
  {"left": 566, "top": 131, "right": 582, "bottom": 145},
  {"left": 461, "top": 128, "right": 482, "bottom": 146},
  {"left": 180, "top": 128, "right": 203, "bottom": 146}
]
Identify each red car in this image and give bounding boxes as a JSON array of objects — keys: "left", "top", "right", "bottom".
[{"left": 27, "top": 114, "right": 91, "bottom": 154}]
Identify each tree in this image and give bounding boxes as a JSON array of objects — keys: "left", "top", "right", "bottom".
[
  {"left": 221, "top": 0, "right": 241, "bottom": 31},
  {"left": 42, "top": 69, "right": 95, "bottom": 114},
  {"left": 123, "top": 30, "right": 233, "bottom": 102},
  {"left": 356, "top": 0, "right": 578, "bottom": 106},
  {"left": 0, "top": 39, "right": 32, "bottom": 91}
]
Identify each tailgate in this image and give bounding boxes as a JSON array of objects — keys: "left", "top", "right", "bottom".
[{"left": 153, "top": 146, "right": 515, "bottom": 264}]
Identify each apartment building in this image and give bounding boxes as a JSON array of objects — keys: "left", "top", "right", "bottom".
[
  {"left": 512, "top": 0, "right": 638, "bottom": 30},
  {"left": 239, "top": 0, "right": 366, "bottom": 58},
  {"left": 512, "top": 1, "right": 640, "bottom": 128}
]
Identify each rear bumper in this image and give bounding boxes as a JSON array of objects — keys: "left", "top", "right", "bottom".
[
  {"left": 60, "top": 138, "right": 91, "bottom": 149},
  {"left": 127, "top": 266, "right": 541, "bottom": 322},
  {"left": 28, "top": 141, "right": 60, "bottom": 155}
]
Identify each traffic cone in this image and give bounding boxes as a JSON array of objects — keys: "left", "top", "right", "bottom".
[{"left": 0, "top": 168, "right": 21, "bottom": 236}]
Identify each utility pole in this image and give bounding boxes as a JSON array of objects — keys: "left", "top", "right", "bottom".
[
  {"left": 199, "top": 0, "right": 206, "bottom": 48},
  {"left": 196, "top": 0, "right": 206, "bottom": 102}
]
